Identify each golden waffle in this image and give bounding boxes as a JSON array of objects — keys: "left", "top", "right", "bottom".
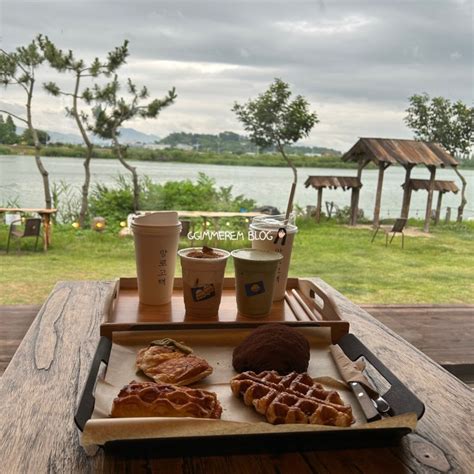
[
  {"left": 111, "top": 381, "right": 222, "bottom": 419},
  {"left": 230, "top": 371, "right": 354, "bottom": 427}
]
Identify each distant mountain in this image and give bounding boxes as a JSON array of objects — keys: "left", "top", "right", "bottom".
[
  {"left": 47, "top": 130, "right": 86, "bottom": 145},
  {"left": 17, "top": 127, "right": 160, "bottom": 145},
  {"left": 115, "top": 128, "right": 160, "bottom": 145},
  {"left": 160, "top": 131, "right": 341, "bottom": 156}
]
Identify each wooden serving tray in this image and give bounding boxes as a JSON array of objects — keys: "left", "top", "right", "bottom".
[
  {"left": 76, "top": 323, "right": 424, "bottom": 455},
  {"left": 101, "top": 277, "right": 350, "bottom": 340}
]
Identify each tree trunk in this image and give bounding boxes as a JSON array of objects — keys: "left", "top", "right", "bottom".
[
  {"left": 72, "top": 72, "right": 94, "bottom": 228},
  {"left": 278, "top": 143, "right": 297, "bottom": 223},
  {"left": 423, "top": 166, "right": 436, "bottom": 233},
  {"left": 27, "top": 80, "right": 52, "bottom": 209},
  {"left": 112, "top": 132, "right": 139, "bottom": 212},
  {"left": 453, "top": 167, "right": 467, "bottom": 223}
]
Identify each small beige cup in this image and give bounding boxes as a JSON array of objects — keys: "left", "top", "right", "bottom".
[
  {"left": 231, "top": 249, "right": 283, "bottom": 317},
  {"left": 131, "top": 212, "right": 181, "bottom": 305},
  {"left": 178, "top": 247, "right": 230, "bottom": 318}
]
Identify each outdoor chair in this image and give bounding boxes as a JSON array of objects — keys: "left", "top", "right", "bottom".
[
  {"left": 371, "top": 217, "right": 407, "bottom": 249},
  {"left": 325, "top": 201, "right": 339, "bottom": 219},
  {"left": 6, "top": 218, "right": 42, "bottom": 253}
]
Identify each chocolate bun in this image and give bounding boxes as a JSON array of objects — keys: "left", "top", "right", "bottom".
[{"left": 232, "top": 324, "right": 310, "bottom": 374}]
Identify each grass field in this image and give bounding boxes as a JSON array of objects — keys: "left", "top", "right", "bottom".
[{"left": 0, "top": 219, "right": 473, "bottom": 305}]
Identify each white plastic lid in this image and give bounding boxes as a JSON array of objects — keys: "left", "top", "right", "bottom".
[
  {"left": 231, "top": 248, "right": 283, "bottom": 262},
  {"left": 133, "top": 211, "right": 180, "bottom": 227}
]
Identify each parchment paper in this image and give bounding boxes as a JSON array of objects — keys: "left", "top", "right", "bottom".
[{"left": 81, "top": 327, "right": 417, "bottom": 447}]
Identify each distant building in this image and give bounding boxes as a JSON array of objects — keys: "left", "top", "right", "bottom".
[
  {"left": 175, "top": 144, "right": 194, "bottom": 151},
  {"left": 144, "top": 143, "right": 170, "bottom": 150}
]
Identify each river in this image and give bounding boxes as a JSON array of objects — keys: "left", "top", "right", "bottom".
[{"left": 1, "top": 155, "right": 473, "bottom": 219}]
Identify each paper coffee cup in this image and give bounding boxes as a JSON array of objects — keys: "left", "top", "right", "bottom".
[
  {"left": 131, "top": 212, "right": 181, "bottom": 305},
  {"left": 231, "top": 249, "right": 283, "bottom": 317},
  {"left": 178, "top": 247, "right": 230, "bottom": 318},
  {"left": 250, "top": 213, "right": 298, "bottom": 301}
]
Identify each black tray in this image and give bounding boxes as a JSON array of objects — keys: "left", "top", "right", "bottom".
[{"left": 75, "top": 322, "right": 424, "bottom": 456}]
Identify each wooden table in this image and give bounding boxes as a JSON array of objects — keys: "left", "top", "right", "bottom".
[
  {"left": 0, "top": 280, "right": 471, "bottom": 473},
  {"left": 0, "top": 207, "right": 57, "bottom": 251}
]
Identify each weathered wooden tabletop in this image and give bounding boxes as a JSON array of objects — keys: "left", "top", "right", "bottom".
[{"left": 0, "top": 280, "right": 471, "bottom": 473}]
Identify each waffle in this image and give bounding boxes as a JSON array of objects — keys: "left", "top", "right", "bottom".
[
  {"left": 111, "top": 381, "right": 222, "bottom": 419},
  {"left": 230, "top": 371, "right": 354, "bottom": 427}
]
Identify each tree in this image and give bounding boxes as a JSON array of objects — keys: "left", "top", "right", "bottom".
[
  {"left": 0, "top": 114, "right": 18, "bottom": 144},
  {"left": 85, "top": 75, "right": 177, "bottom": 211},
  {"left": 405, "top": 93, "right": 473, "bottom": 222},
  {"left": 21, "top": 127, "right": 50, "bottom": 145},
  {"left": 232, "top": 78, "right": 318, "bottom": 220},
  {"left": 38, "top": 35, "right": 129, "bottom": 227},
  {"left": 0, "top": 40, "right": 52, "bottom": 208}
]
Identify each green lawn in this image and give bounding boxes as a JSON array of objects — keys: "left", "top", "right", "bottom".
[{"left": 0, "top": 219, "right": 473, "bottom": 305}]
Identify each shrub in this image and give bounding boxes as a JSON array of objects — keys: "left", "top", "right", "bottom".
[
  {"left": 89, "top": 176, "right": 134, "bottom": 224},
  {"left": 335, "top": 205, "right": 366, "bottom": 224},
  {"left": 88, "top": 173, "right": 257, "bottom": 224}
]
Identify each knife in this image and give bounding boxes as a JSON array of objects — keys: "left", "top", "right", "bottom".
[
  {"left": 330, "top": 344, "right": 391, "bottom": 420},
  {"left": 349, "top": 382, "right": 381, "bottom": 422}
]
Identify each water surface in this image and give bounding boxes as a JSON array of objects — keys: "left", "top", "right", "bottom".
[{"left": 1, "top": 155, "right": 472, "bottom": 219}]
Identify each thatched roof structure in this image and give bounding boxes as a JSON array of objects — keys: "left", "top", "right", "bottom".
[
  {"left": 342, "top": 138, "right": 458, "bottom": 168},
  {"left": 304, "top": 176, "right": 362, "bottom": 190},
  {"left": 402, "top": 179, "right": 459, "bottom": 193}
]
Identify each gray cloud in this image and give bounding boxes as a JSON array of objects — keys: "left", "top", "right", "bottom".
[{"left": 0, "top": 0, "right": 471, "bottom": 150}]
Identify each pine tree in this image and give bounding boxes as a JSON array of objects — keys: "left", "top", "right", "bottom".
[
  {"left": 85, "top": 75, "right": 177, "bottom": 211},
  {"left": 38, "top": 35, "right": 129, "bottom": 227},
  {"left": 0, "top": 114, "right": 18, "bottom": 144},
  {"left": 0, "top": 39, "right": 52, "bottom": 208}
]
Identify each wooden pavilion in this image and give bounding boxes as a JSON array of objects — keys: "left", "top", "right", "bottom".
[
  {"left": 342, "top": 138, "right": 459, "bottom": 231},
  {"left": 304, "top": 176, "right": 362, "bottom": 223},
  {"left": 402, "top": 179, "right": 459, "bottom": 225}
]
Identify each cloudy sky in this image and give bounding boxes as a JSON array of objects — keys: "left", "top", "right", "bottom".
[{"left": 0, "top": 0, "right": 471, "bottom": 151}]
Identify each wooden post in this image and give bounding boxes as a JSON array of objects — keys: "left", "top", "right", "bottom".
[
  {"left": 423, "top": 166, "right": 436, "bottom": 233},
  {"left": 434, "top": 191, "right": 443, "bottom": 225},
  {"left": 351, "top": 158, "right": 369, "bottom": 226},
  {"left": 350, "top": 188, "right": 360, "bottom": 226},
  {"left": 373, "top": 162, "right": 387, "bottom": 227},
  {"left": 315, "top": 188, "right": 323, "bottom": 223},
  {"left": 401, "top": 164, "right": 414, "bottom": 218}
]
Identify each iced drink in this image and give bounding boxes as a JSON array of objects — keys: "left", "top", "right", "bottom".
[{"left": 231, "top": 249, "right": 283, "bottom": 317}]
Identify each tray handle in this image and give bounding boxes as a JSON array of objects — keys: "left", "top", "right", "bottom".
[
  {"left": 297, "top": 279, "right": 342, "bottom": 321},
  {"left": 75, "top": 336, "right": 112, "bottom": 432},
  {"left": 338, "top": 333, "right": 425, "bottom": 419}
]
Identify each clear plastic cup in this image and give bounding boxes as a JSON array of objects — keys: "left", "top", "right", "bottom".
[
  {"left": 231, "top": 248, "right": 283, "bottom": 317},
  {"left": 249, "top": 213, "right": 298, "bottom": 301}
]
